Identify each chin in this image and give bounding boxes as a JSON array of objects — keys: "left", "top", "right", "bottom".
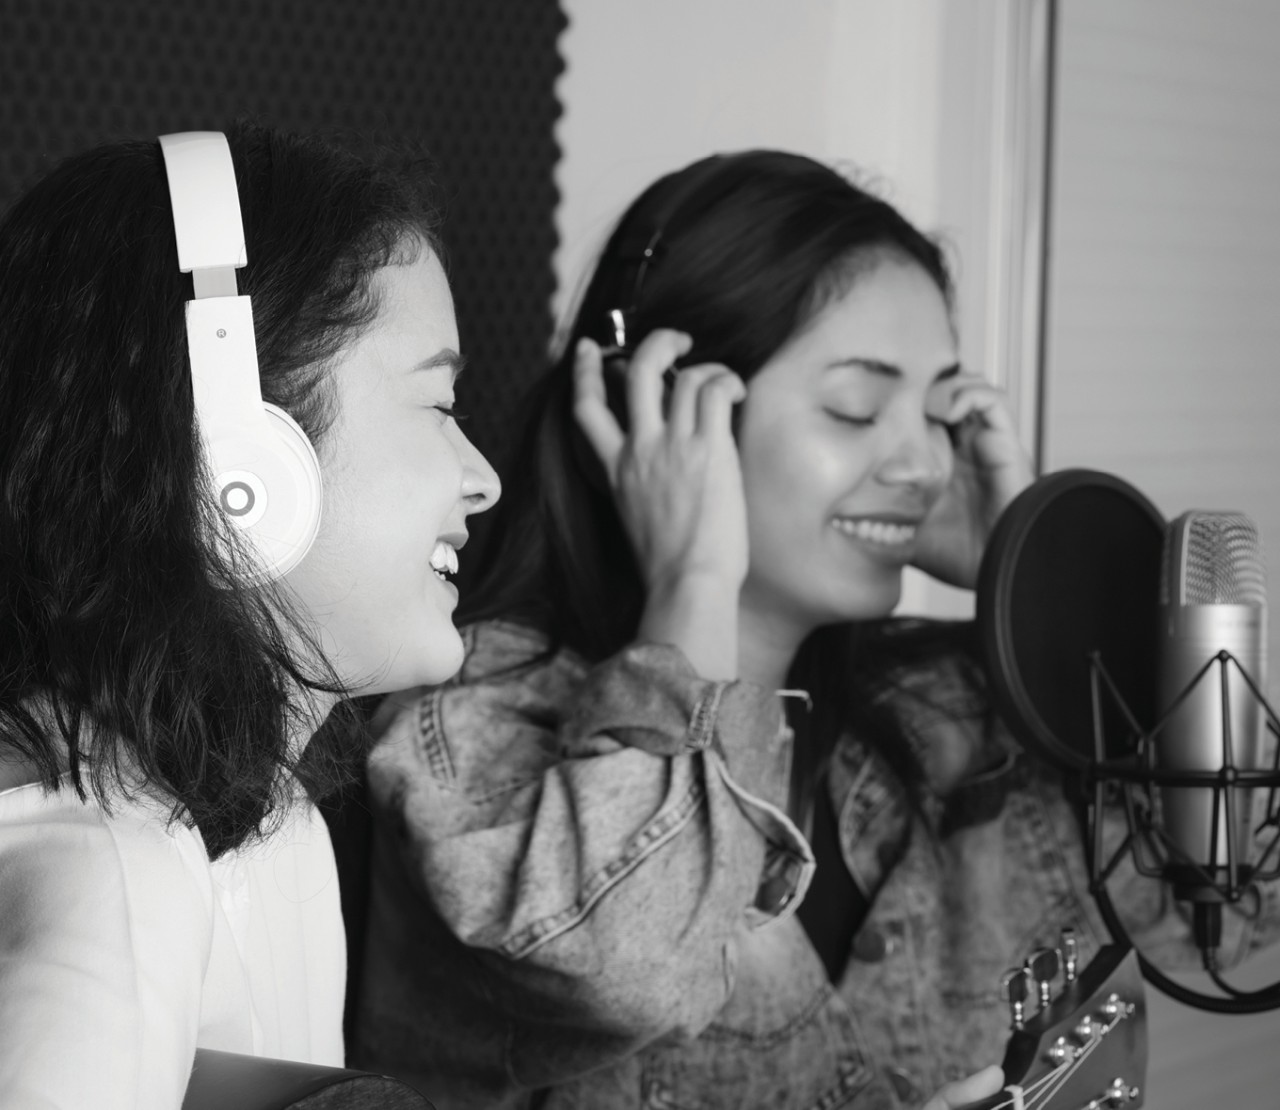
[
  {"left": 826, "top": 577, "right": 903, "bottom": 623},
  {"left": 411, "top": 629, "right": 467, "bottom": 688},
  {"left": 361, "top": 623, "right": 466, "bottom": 696}
]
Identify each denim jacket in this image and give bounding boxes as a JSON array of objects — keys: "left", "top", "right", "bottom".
[{"left": 354, "top": 619, "right": 1279, "bottom": 1109}]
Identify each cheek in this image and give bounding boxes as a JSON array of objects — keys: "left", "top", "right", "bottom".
[
  {"left": 412, "top": 439, "right": 467, "bottom": 532},
  {"left": 741, "top": 436, "right": 862, "bottom": 596},
  {"left": 742, "top": 427, "right": 876, "bottom": 528},
  {"left": 741, "top": 434, "right": 800, "bottom": 534},
  {"left": 305, "top": 432, "right": 464, "bottom": 604},
  {"left": 928, "top": 429, "right": 956, "bottom": 497},
  {"left": 347, "top": 425, "right": 462, "bottom": 530}
]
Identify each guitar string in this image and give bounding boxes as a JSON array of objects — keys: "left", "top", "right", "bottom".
[
  {"left": 986, "top": 1052, "right": 1081, "bottom": 1110},
  {"left": 1025, "top": 1015, "right": 1119, "bottom": 1110},
  {"left": 982, "top": 1010, "right": 1124, "bottom": 1110},
  {"left": 986, "top": 1065, "right": 1065, "bottom": 1110},
  {"left": 1026, "top": 1026, "right": 1113, "bottom": 1110}
]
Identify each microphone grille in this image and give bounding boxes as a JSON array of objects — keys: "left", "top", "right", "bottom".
[{"left": 1160, "top": 511, "right": 1266, "bottom": 606}]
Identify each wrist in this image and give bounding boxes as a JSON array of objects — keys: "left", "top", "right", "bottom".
[{"left": 639, "top": 571, "right": 740, "bottom": 681}]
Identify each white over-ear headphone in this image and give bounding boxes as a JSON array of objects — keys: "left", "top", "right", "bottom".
[{"left": 159, "top": 131, "right": 323, "bottom": 581}]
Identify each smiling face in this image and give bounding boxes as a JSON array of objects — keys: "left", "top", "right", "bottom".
[
  {"left": 736, "top": 254, "right": 957, "bottom": 643},
  {"left": 283, "top": 247, "right": 499, "bottom": 694}
]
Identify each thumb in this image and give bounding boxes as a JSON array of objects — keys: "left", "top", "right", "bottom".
[{"left": 919, "top": 1064, "right": 1004, "bottom": 1110}]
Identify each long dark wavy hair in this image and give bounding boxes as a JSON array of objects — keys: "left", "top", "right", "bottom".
[
  {"left": 465, "top": 149, "right": 982, "bottom": 809},
  {"left": 0, "top": 121, "right": 442, "bottom": 858}
]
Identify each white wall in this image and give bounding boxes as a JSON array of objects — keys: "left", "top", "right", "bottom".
[
  {"left": 554, "top": 0, "right": 1020, "bottom": 618},
  {"left": 1044, "top": 5, "right": 1280, "bottom": 1101},
  {"left": 552, "top": 0, "right": 955, "bottom": 319},
  {"left": 1045, "top": 0, "right": 1280, "bottom": 699},
  {"left": 553, "top": 0, "right": 825, "bottom": 328}
]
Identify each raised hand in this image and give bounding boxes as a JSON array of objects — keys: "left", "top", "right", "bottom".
[
  {"left": 911, "top": 373, "right": 1032, "bottom": 589},
  {"left": 572, "top": 330, "right": 747, "bottom": 679}
]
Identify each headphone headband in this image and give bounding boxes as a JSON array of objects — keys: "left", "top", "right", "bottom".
[
  {"left": 602, "top": 154, "right": 730, "bottom": 345},
  {"left": 158, "top": 132, "right": 247, "bottom": 299}
]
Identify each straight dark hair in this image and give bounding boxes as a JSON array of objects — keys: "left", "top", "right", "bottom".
[
  {"left": 0, "top": 121, "right": 442, "bottom": 858},
  {"left": 465, "top": 149, "right": 980, "bottom": 806}
]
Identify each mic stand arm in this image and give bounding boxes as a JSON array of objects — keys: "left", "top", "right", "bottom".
[
  {"left": 1085, "top": 650, "right": 1280, "bottom": 1014},
  {"left": 1090, "top": 872, "right": 1280, "bottom": 1014}
]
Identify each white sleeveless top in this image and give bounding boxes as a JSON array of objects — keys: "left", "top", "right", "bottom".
[{"left": 0, "top": 772, "right": 345, "bottom": 1109}]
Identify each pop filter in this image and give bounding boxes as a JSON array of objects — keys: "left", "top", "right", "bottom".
[{"left": 976, "top": 469, "right": 1166, "bottom": 771}]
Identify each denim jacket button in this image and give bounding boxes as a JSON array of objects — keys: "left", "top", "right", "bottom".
[
  {"left": 851, "top": 927, "right": 887, "bottom": 962},
  {"left": 755, "top": 870, "right": 794, "bottom": 914},
  {"left": 887, "top": 1068, "right": 921, "bottom": 1103}
]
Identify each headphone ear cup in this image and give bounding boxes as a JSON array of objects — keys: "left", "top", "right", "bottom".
[
  {"left": 159, "top": 132, "right": 324, "bottom": 584},
  {"left": 207, "top": 403, "right": 323, "bottom": 581}
]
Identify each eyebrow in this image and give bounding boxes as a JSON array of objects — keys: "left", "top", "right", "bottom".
[
  {"left": 411, "top": 348, "right": 467, "bottom": 381},
  {"left": 825, "top": 357, "right": 961, "bottom": 383}
]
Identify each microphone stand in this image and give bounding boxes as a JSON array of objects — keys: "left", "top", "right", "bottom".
[{"left": 1084, "top": 648, "right": 1280, "bottom": 1013}]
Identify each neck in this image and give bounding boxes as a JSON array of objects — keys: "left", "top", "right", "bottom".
[
  {"left": 736, "top": 589, "right": 815, "bottom": 691},
  {"left": 289, "top": 685, "right": 343, "bottom": 758},
  {"left": 279, "top": 614, "right": 345, "bottom": 756}
]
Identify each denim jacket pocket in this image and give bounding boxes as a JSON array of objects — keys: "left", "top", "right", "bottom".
[
  {"left": 714, "top": 758, "right": 816, "bottom": 926},
  {"left": 639, "top": 926, "right": 892, "bottom": 1110}
]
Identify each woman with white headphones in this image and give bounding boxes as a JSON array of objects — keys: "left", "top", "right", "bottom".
[{"left": 0, "top": 122, "right": 498, "bottom": 1108}]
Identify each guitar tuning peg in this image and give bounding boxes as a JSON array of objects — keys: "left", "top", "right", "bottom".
[
  {"left": 1025, "top": 947, "right": 1061, "bottom": 1009},
  {"left": 1001, "top": 966, "right": 1031, "bottom": 1030},
  {"left": 1087, "top": 1078, "right": 1142, "bottom": 1107},
  {"left": 1059, "top": 927, "right": 1078, "bottom": 983}
]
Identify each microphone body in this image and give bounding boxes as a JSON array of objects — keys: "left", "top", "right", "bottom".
[{"left": 1157, "top": 511, "right": 1268, "bottom": 898}]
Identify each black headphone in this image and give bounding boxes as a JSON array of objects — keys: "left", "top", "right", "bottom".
[
  {"left": 595, "top": 153, "right": 734, "bottom": 356},
  {"left": 586, "top": 153, "right": 752, "bottom": 440}
]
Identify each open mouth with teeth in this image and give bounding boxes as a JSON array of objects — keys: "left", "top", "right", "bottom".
[
  {"left": 429, "top": 540, "right": 459, "bottom": 580},
  {"left": 831, "top": 517, "right": 918, "bottom": 547}
]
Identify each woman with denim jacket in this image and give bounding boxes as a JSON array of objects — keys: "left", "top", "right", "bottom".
[{"left": 355, "top": 152, "right": 1278, "bottom": 1109}]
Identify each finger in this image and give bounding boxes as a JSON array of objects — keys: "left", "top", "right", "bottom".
[
  {"left": 695, "top": 369, "right": 747, "bottom": 438},
  {"left": 626, "top": 329, "right": 692, "bottom": 438},
  {"left": 572, "top": 338, "right": 625, "bottom": 474},
  {"left": 944, "top": 377, "right": 1016, "bottom": 433},
  {"left": 666, "top": 364, "right": 724, "bottom": 438},
  {"left": 943, "top": 379, "right": 1034, "bottom": 484},
  {"left": 937, "top": 378, "right": 1017, "bottom": 455},
  {"left": 920, "top": 1064, "right": 1004, "bottom": 1110}
]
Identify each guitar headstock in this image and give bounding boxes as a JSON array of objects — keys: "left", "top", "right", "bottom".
[
  {"left": 183, "top": 1049, "right": 435, "bottom": 1109},
  {"left": 970, "top": 936, "right": 1147, "bottom": 1110}
]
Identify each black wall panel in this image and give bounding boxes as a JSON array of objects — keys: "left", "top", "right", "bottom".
[{"left": 0, "top": 0, "right": 565, "bottom": 476}]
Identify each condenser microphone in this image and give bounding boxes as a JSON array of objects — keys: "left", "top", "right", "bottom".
[
  {"left": 1157, "top": 511, "right": 1268, "bottom": 899},
  {"left": 978, "top": 471, "right": 1280, "bottom": 1009}
]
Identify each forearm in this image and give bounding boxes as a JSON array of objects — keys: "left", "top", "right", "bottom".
[
  {"left": 368, "top": 749, "right": 802, "bottom": 1094},
  {"left": 637, "top": 570, "right": 740, "bottom": 682},
  {"left": 367, "top": 635, "right": 810, "bottom": 1050}
]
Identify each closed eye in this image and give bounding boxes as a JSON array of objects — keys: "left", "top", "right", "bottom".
[
  {"left": 823, "top": 407, "right": 876, "bottom": 427},
  {"left": 434, "top": 404, "right": 468, "bottom": 422}
]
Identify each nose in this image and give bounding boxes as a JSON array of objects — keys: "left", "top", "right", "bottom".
[
  {"left": 874, "top": 416, "right": 949, "bottom": 494},
  {"left": 454, "top": 424, "right": 501, "bottom": 514}
]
